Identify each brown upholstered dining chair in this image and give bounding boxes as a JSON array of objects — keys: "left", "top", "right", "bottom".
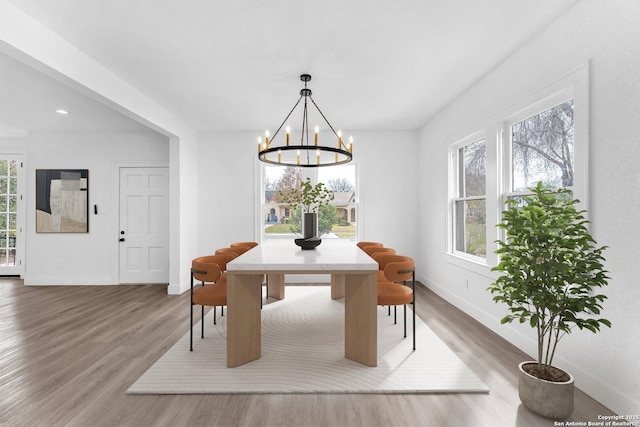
[
  {"left": 190, "top": 254, "right": 235, "bottom": 351},
  {"left": 363, "top": 245, "right": 396, "bottom": 258},
  {"left": 356, "top": 241, "right": 383, "bottom": 249},
  {"left": 215, "top": 246, "right": 250, "bottom": 257},
  {"left": 375, "top": 254, "right": 416, "bottom": 350},
  {"left": 215, "top": 245, "right": 267, "bottom": 307},
  {"left": 369, "top": 247, "right": 398, "bottom": 284},
  {"left": 231, "top": 241, "right": 258, "bottom": 249}
]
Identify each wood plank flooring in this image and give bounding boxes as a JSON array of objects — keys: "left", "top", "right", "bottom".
[{"left": 0, "top": 277, "right": 613, "bottom": 426}]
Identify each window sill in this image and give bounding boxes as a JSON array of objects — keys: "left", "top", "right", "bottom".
[{"left": 443, "top": 252, "right": 497, "bottom": 280}]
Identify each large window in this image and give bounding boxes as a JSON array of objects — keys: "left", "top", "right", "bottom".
[
  {"left": 447, "top": 65, "right": 587, "bottom": 268},
  {"left": 452, "top": 138, "right": 486, "bottom": 259},
  {"left": 261, "top": 164, "right": 358, "bottom": 241}
]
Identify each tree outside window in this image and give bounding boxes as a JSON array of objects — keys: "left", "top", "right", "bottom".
[{"left": 511, "top": 99, "right": 574, "bottom": 192}]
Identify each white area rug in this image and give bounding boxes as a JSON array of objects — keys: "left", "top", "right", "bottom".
[{"left": 127, "top": 286, "right": 489, "bottom": 394}]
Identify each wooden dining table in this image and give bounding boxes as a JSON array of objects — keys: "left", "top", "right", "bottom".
[{"left": 226, "top": 239, "right": 379, "bottom": 367}]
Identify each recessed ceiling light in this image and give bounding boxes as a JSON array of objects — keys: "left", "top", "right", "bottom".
[{"left": 55, "top": 109, "right": 70, "bottom": 115}]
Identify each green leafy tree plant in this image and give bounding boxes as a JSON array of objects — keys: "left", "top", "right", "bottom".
[
  {"left": 488, "top": 182, "right": 611, "bottom": 381},
  {"left": 278, "top": 177, "right": 333, "bottom": 213}
]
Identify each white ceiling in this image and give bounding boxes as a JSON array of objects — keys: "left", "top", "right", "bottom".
[{"left": 1, "top": 0, "right": 580, "bottom": 135}]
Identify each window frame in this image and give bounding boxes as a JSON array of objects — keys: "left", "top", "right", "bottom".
[
  {"left": 445, "top": 63, "right": 589, "bottom": 271},
  {"left": 257, "top": 162, "right": 360, "bottom": 243},
  {"left": 448, "top": 130, "right": 488, "bottom": 265}
]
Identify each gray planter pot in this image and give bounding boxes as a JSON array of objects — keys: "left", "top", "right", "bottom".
[
  {"left": 518, "top": 361, "right": 574, "bottom": 420},
  {"left": 303, "top": 212, "right": 318, "bottom": 239}
]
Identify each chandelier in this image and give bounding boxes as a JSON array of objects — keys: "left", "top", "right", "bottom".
[{"left": 257, "top": 74, "right": 353, "bottom": 167}]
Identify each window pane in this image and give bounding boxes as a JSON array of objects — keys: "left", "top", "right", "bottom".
[
  {"left": 263, "top": 166, "right": 302, "bottom": 239},
  {"left": 454, "top": 199, "right": 486, "bottom": 258},
  {"left": 512, "top": 99, "right": 574, "bottom": 191},
  {"left": 459, "top": 139, "right": 486, "bottom": 197},
  {"left": 318, "top": 165, "right": 357, "bottom": 240}
]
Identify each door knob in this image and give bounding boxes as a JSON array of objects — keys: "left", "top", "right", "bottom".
[{"left": 119, "top": 238, "right": 125, "bottom": 242}]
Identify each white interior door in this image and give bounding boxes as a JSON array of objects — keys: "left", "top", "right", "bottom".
[{"left": 119, "top": 167, "right": 169, "bottom": 283}]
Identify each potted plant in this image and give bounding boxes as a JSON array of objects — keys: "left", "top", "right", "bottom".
[
  {"left": 488, "top": 182, "right": 611, "bottom": 420},
  {"left": 278, "top": 177, "right": 333, "bottom": 241}
]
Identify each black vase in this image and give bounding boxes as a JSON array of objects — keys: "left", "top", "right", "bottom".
[{"left": 303, "top": 212, "right": 318, "bottom": 239}]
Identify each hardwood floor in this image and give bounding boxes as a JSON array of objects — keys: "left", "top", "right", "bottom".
[{"left": 0, "top": 277, "right": 613, "bottom": 426}]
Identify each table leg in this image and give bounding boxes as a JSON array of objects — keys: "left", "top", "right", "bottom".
[
  {"left": 344, "top": 271, "right": 377, "bottom": 367},
  {"left": 227, "top": 273, "right": 262, "bottom": 367},
  {"left": 267, "top": 273, "right": 285, "bottom": 300},
  {"left": 331, "top": 273, "right": 345, "bottom": 299}
]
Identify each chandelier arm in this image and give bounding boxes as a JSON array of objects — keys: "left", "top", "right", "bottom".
[
  {"left": 300, "top": 96, "right": 308, "bottom": 145},
  {"left": 309, "top": 96, "right": 345, "bottom": 149},
  {"left": 271, "top": 95, "right": 304, "bottom": 142}
]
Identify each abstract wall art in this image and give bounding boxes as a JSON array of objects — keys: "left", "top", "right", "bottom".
[{"left": 36, "top": 169, "right": 88, "bottom": 233}]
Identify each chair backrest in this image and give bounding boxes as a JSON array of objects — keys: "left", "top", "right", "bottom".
[
  {"left": 363, "top": 246, "right": 396, "bottom": 257},
  {"left": 191, "top": 256, "right": 225, "bottom": 283},
  {"left": 376, "top": 254, "right": 415, "bottom": 282},
  {"left": 231, "top": 241, "right": 258, "bottom": 249},
  {"left": 356, "top": 241, "right": 383, "bottom": 249},
  {"left": 210, "top": 253, "right": 236, "bottom": 271},
  {"left": 215, "top": 246, "right": 248, "bottom": 257}
]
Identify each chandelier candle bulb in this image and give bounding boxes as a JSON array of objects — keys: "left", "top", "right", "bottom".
[
  {"left": 297, "top": 149, "right": 300, "bottom": 165},
  {"left": 257, "top": 137, "right": 262, "bottom": 153},
  {"left": 314, "top": 126, "right": 319, "bottom": 146},
  {"left": 349, "top": 136, "right": 353, "bottom": 153},
  {"left": 286, "top": 126, "right": 290, "bottom": 146},
  {"left": 265, "top": 130, "right": 270, "bottom": 148},
  {"left": 337, "top": 130, "right": 342, "bottom": 148},
  {"left": 278, "top": 150, "right": 282, "bottom": 163},
  {"left": 316, "top": 149, "right": 320, "bottom": 165}
]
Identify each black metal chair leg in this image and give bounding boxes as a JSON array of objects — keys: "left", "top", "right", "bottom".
[
  {"left": 412, "top": 272, "right": 416, "bottom": 351},
  {"left": 214, "top": 306, "right": 217, "bottom": 325},
  {"left": 403, "top": 304, "right": 407, "bottom": 338},
  {"left": 201, "top": 306, "right": 205, "bottom": 338},
  {"left": 221, "top": 306, "right": 224, "bottom": 317},
  {"left": 412, "top": 299, "right": 416, "bottom": 350},
  {"left": 388, "top": 306, "right": 391, "bottom": 316},
  {"left": 190, "top": 303, "right": 193, "bottom": 351},
  {"left": 394, "top": 305, "right": 397, "bottom": 324}
]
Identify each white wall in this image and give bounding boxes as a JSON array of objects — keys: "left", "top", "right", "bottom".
[
  {"left": 18, "top": 131, "right": 169, "bottom": 285},
  {"left": 197, "top": 130, "right": 419, "bottom": 260},
  {"left": 417, "top": 0, "right": 640, "bottom": 415}
]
